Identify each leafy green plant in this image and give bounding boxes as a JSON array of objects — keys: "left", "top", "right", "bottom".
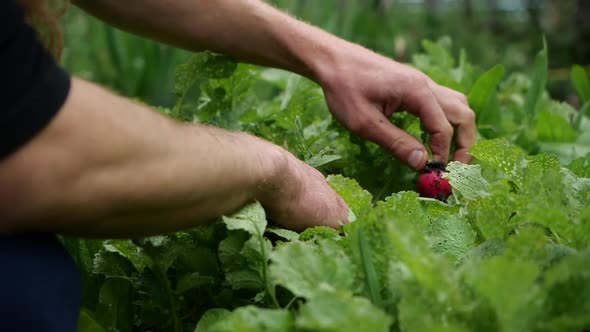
[
  {"left": 73, "top": 139, "right": 590, "bottom": 332},
  {"left": 70, "top": 39, "right": 590, "bottom": 332}
]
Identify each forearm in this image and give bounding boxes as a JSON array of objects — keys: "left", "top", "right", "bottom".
[
  {"left": 0, "top": 78, "right": 285, "bottom": 237},
  {"left": 72, "top": 0, "right": 350, "bottom": 82}
]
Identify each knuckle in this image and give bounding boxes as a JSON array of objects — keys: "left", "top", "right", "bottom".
[
  {"left": 439, "top": 122, "right": 454, "bottom": 138},
  {"left": 452, "top": 103, "right": 476, "bottom": 125},
  {"left": 463, "top": 108, "right": 476, "bottom": 123},
  {"left": 402, "top": 70, "right": 428, "bottom": 91},
  {"left": 387, "top": 134, "right": 409, "bottom": 153},
  {"left": 411, "top": 74, "right": 430, "bottom": 91},
  {"left": 457, "top": 93, "right": 468, "bottom": 105}
]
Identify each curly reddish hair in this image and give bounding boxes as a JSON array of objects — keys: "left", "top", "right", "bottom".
[{"left": 18, "top": 0, "right": 69, "bottom": 59}]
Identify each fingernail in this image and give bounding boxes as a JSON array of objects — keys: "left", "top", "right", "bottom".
[{"left": 409, "top": 150, "right": 425, "bottom": 169}]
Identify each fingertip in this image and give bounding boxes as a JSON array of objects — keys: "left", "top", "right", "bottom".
[
  {"left": 408, "top": 149, "right": 427, "bottom": 170},
  {"left": 432, "top": 153, "right": 449, "bottom": 165},
  {"left": 334, "top": 195, "right": 350, "bottom": 224},
  {"left": 429, "top": 137, "right": 451, "bottom": 165}
]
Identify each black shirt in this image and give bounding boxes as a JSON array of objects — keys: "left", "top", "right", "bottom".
[
  {"left": 0, "top": 5, "right": 81, "bottom": 331},
  {"left": 0, "top": 0, "right": 71, "bottom": 159}
]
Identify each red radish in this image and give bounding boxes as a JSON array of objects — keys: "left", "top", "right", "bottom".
[{"left": 417, "top": 161, "right": 452, "bottom": 201}]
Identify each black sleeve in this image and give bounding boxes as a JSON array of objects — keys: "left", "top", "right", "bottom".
[{"left": 0, "top": 0, "right": 71, "bottom": 160}]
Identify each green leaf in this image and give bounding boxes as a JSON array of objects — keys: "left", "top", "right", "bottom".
[
  {"left": 175, "top": 52, "right": 237, "bottom": 96},
  {"left": 559, "top": 166, "right": 590, "bottom": 202},
  {"left": 573, "top": 101, "right": 590, "bottom": 131},
  {"left": 174, "top": 245, "right": 219, "bottom": 279},
  {"left": 469, "top": 139, "right": 527, "bottom": 183},
  {"left": 397, "top": 282, "right": 474, "bottom": 332},
  {"left": 61, "top": 238, "right": 103, "bottom": 276},
  {"left": 463, "top": 256, "right": 540, "bottom": 331},
  {"left": 355, "top": 227, "right": 382, "bottom": 307},
  {"left": 421, "top": 198, "right": 461, "bottom": 218},
  {"left": 571, "top": 65, "right": 590, "bottom": 104},
  {"left": 199, "top": 64, "right": 261, "bottom": 129},
  {"left": 504, "top": 226, "right": 554, "bottom": 265},
  {"left": 384, "top": 210, "right": 458, "bottom": 299},
  {"left": 380, "top": 191, "right": 429, "bottom": 233},
  {"left": 203, "top": 306, "right": 294, "bottom": 332},
  {"left": 95, "top": 278, "right": 134, "bottom": 332},
  {"left": 173, "top": 52, "right": 239, "bottom": 119},
  {"left": 133, "top": 236, "right": 185, "bottom": 273},
  {"left": 299, "top": 226, "right": 341, "bottom": 242},
  {"left": 426, "top": 213, "right": 476, "bottom": 263},
  {"left": 537, "top": 249, "right": 590, "bottom": 331},
  {"left": 219, "top": 202, "right": 272, "bottom": 292},
  {"left": 327, "top": 174, "right": 373, "bottom": 219},
  {"left": 176, "top": 273, "right": 216, "bottom": 293},
  {"left": 344, "top": 196, "right": 406, "bottom": 310},
  {"left": 103, "top": 240, "right": 148, "bottom": 273},
  {"left": 92, "top": 250, "right": 134, "bottom": 278},
  {"left": 222, "top": 202, "right": 267, "bottom": 237},
  {"left": 265, "top": 227, "right": 300, "bottom": 242},
  {"left": 468, "top": 64, "right": 505, "bottom": 114},
  {"left": 535, "top": 110, "right": 579, "bottom": 142},
  {"left": 218, "top": 231, "right": 270, "bottom": 290},
  {"left": 296, "top": 290, "right": 392, "bottom": 332},
  {"left": 78, "top": 309, "right": 107, "bottom": 332},
  {"left": 472, "top": 182, "right": 520, "bottom": 240},
  {"left": 62, "top": 238, "right": 104, "bottom": 306},
  {"left": 523, "top": 39, "right": 548, "bottom": 121},
  {"left": 526, "top": 152, "right": 562, "bottom": 172},
  {"left": 567, "top": 153, "right": 590, "bottom": 178},
  {"left": 194, "top": 309, "right": 231, "bottom": 332},
  {"left": 446, "top": 162, "right": 490, "bottom": 200},
  {"left": 269, "top": 240, "right": 355, "bottom": 299},
  {"left": 306, "top": 152, "right": 341, "bottom": 168},
  {"left": 422, "top": 38, "right": 455, "bottom": 69},
  {"left": 461, "top": 239, "right": 506, "bottom": 264}
]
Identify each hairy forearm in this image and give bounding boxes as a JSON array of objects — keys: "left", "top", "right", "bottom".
[
  {"left": 0, "top": 78, "right": 285, "bottom": 237},
  {"left": 72, "top": 0, "right": 349, "bottom": 82}
]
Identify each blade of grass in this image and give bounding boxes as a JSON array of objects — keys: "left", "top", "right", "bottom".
[
  {"left": 523, "top": 37, "right": 548, "bottom": 124},
  {"left": 571, "top": 64, "right": 590, "bottom": 105}
]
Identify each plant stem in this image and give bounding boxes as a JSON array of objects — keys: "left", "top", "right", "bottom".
[
  {"left": 153, "top": 265, "right": 181, "bottom": 332},
  {"left": 257, "top": 229, "right": 280, "bottom": 308}
]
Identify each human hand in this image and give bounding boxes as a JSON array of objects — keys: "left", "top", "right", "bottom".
[
  {"left": 74, "top": 0, "right": 473, "bottom": 171},
  {"left": 317, "top": 43, "right": 476, "bottom": 170},
  {"left": 257, "top": 150, "right": 349, "bottom": 231}
]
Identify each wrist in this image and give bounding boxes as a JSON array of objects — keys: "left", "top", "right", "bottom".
[
  {"left": 263, "top": 8, "right": 350, "bottom": 84},
  {"left": 310, "top": 41, "right": 378, "bottom": 90},
  {"left": 289, "top": 33, "right": 376, "bottom": 93},
  {"left": 291, "top": 35, "right": 348, "bottom": 85}
]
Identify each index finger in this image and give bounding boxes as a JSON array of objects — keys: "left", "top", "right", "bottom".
[{"left": 404, "top": 84, "right": 454, "bottom": 163}]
